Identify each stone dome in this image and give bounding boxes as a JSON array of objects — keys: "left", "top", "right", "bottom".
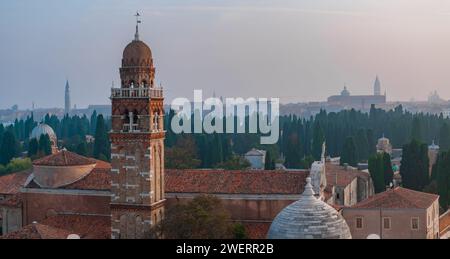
[
  {"left": 267, "top": 178, "right": 352, "bottom": 239},
  {"left": 30, "top": 123, "right": 57, "bottom": 143},
  {"left": 122, "top": 40, "right": 152, "bottom": 67}
]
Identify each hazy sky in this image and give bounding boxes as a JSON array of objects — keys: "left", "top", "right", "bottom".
[{"left": 1, "top": 0, "right": 450, "bottom": 109}]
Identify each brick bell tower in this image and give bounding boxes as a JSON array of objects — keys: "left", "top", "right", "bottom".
[{"left": 110, "top": 14, "right": 165, "bottom": 239}]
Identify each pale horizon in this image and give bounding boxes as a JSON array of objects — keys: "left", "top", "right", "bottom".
[{"left": 2, "top": 0, "right": 450, "bottom": 109}]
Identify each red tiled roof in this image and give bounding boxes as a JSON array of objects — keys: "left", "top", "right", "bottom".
[
  {"left": 25, "top": 159, "right": 111, "bottom": 191},
  {"left": 40, "top": 215, "right": 111, "bottom": 239},
  {"left": 242, "top": 222, "right": 271, "bottom": 239},
  {"left": 62, "top": 160, "right": 111, "bottom": 191},
  {"left": 440, "top": 210, "right": 450, "bottom": 235},
  {"left": 165, "top": 169, "right": 309, "bottom": 194},
  {"left": 33, "top": 150, "right": 96, "bottom": 166},
  {"left": 1, "top": 215, "right": 111, "bottom": 239},
  {"left": 0, "top": 169, "right": 31, "bottom": 195},
  {"left": 351, "top": 187, "right": 438, "bottom": 209},
  {"left": 1, "top": 223, "right": 72, "bottom": 239}
]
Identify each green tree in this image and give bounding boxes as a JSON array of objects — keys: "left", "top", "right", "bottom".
[
  {"left": 0, "top": 131, "right": 19, "bottom": 165},
  {"left": 93, "top": 115, "right": 110, "bottom": 161},
  {"left": 165, "top": 136, "right": 201, "bottom": 169},
  {"left": 264, "top": 150, "right": 275, "bottom": 170},
  {"left": 311, "top": 121, "right": 325, "bottom": 160},
  {"left": 38, "top": 134, "right": 52, "bottom": 156},
  {"left": 233, "top": 223, "right": 248, "bottom": 239},
  {"left": 366, "top": 128, "right": 376, "bottom": 156},
  {"left": 369, "top": 153, "right": 385, "bottom": 193},
  {"left": 400, "top": 139, "right": 429, "bottom": 191},
  {"left": 76, "top": 142, "right": 88, "bottom": 156},
  {"left": 300, "top": 155, "right": 315, "bottom": 169},
  {"left": 217, "top": 155, "right": 250, "bottom": 170},
  {"left": 435, "top": 152, "right": 450, "bottom": 210},
  {"left": 341, "top": 136, "right": 357, "bottom": 167},
  {"left": 149, "top": 195, "right": 234, "bottom": 239},
  {"left": 0, "top": 158, "right": 32, "bottom": 176},
  {"left": 355, "top": 128, "right": 369, "bottom": 162},
  {"left": 90, "top": 110, "right": 98, "bottom": 135},
  {"left": 28, "top": 138, "right": 39, "bottom": 158},
  {"left": 410, "top": 117, "right": 422, "bottom": 141},
  {"left": 439, "top": 123, "right": 450, "bottom": 150},
  {"left": 382, "top": 152, "right": 394, "bottom": 186}
]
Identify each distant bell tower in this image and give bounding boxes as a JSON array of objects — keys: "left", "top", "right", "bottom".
[
  {"left": 65, "top": 80, "right": 71, "bottom": 115},
  {"left": 110, "top": 13, "right": 165, "bottom": 239},
  {"left": 374, "top": 76, "right": 381, "bottom": 96}
]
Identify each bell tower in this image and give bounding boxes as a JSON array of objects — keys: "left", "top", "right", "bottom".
[{"left": 110, "top": 13, "right": 165, "bottom": 239}]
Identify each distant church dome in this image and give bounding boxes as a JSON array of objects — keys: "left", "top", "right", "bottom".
[
  {"left": 341, "top": 86, "right": 350, "bottom": 96},
  {"left": 122, "top": 40, "right": 152, "bottom": 67},
  {"left": 30, "top": 123, "right": 56, "bottom": 142},
  {"left": 267, "top": 178, "right": 351, "bottom": 239}
]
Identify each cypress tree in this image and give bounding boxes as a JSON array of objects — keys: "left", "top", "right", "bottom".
[
  {"left": 439, "top": 123, "right": 450, "bottom": 150},
  {"left": 355, "top": 128, "right": 369, "bottom": 162},
  {"left": 90, "top": 110, "right": 98, "bottom": 135},
  {"left": 366, "top": 128, "right": 376, "bottom": 156},
  {"left": 311, "top": 121, "right": 325, "bottom": 161},
  {"left": 369, "top": 153, "right": 385, "bottom": 193},
  {"left": 410, "top": 117, "right": 422, "bottom": 142},
  {"left": 400, "top": 139, "right": 429, "bottom": 191},
  {"left": 436, "top": 152, "right": 449, "bottom": 210},
  {"left": 264, "top": 150, "right": 275, "bottom": 170},
  {"left": 28, "top": 138, "right": 39, "bottom": 158},
  {"left": 382, "top": 152, "right": 394, "bottom": 186},
  {"left": 0, "top": 131, "right": 19, "bottom": 165},
  {"left": 38, "top": 134, "right": 52, "bottom": 156},
  {"left": 341, "top": 136, "right": 357, "bottom": 167},
  {"left": 93, "top": 114, "right": 110, "bottom": 161}
]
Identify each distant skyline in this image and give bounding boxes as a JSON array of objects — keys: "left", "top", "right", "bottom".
[{"left": 2, "top": 0, "right": 450, "bottom": 109}]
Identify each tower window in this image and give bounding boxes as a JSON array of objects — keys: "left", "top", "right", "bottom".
[
  {"left": 356, "top": 217, "right": 363, "bottom": 229},
  {"left": 383, "top": 217, "right": 391, "bottom": 229},
  {"left": 411, "top": 218, "right": 419, "bottom": 230}
]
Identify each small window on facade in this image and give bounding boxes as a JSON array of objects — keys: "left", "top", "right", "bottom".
[
  {"left": 383, "top": 217, "right": 391, "bottom": 229},
  {"left": 356, "top": 217, "right": 363, "bottom": 229},
  {"left": 336, "top": 193, "right": 340, "bottom": 200},
  {"left": 411, "top": 218, "right": 419, "bottom": 230}
]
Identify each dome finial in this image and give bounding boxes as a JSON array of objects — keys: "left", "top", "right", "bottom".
[
  {"left": 302, "top": 177, "right": 315, "bottom": 196},
  {"left": 134, "top": 11, "right": 141, "bottom": 41}
]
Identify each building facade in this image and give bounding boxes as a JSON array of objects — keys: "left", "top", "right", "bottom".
[
  {"left": 342, "top": 187, "right": 440, "bottom": 239},
  {"left": 109, "top": 19, "right": 165, "bottom": 239}
]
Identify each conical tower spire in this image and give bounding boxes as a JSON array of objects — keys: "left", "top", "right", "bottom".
[{"left": 134, "top": 12, "right": 141, "bottom": 41}]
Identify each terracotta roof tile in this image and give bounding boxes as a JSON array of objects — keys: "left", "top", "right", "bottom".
[
  {"left": 62, "top": 160, "right": 111, "bottom": 191},
  {"left": 1, "top": 223, "right": 72, "bottom": 239},
  {"left": 33, "top": 150, "right": 96, "bottom": 166},
  {"left": 165, "top": 169, "right": 309, "bottom": 194},
  {"left": 0, "top": 169, "right": 32, "bottom": 195},
  {"left": 351, "top": 187, "right": 438, "bottom": 209},
  {"left": 40, "top": 215, "right": 111, "bottom": 239},
  {"left": 440, "top": 210, "right": 450, "bottom": 235}
]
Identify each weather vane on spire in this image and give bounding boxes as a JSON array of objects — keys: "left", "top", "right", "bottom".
[{"left": 134, "top": 11, "right": 142, "bottom": 41}]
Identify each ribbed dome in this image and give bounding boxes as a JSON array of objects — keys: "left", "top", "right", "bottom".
[
  {"left": 122, "top": 40, "right": 152, "bottom": 67},
  {"left": 267, "top": 178, "right": 352, "bottom": 239},
  {"left": 30, "top": 123, "right": 57, "bottom": 142}
]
